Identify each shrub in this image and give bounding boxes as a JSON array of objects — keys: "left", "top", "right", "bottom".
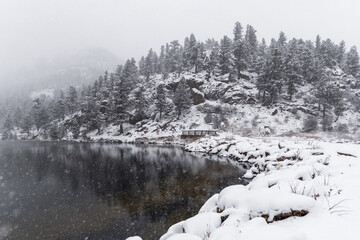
[
  {"left": 49, "top": 124, "right": 60, "bottom": 140},
  {"left": 290, "top": 107, "right": 298, "bottom": 115},
  {"left": 303, "top": 116, "right": 318, "bottom": 132},
  {"left": 337, "top": 123, "right": 349, "bottom": 133},
  {"left": 322, "top": 115, "right": 334, "bottom": 131},
  {"left": 204, "top": 113, "right": 212, "bottom": 124},
  {"left": 251, "top": 115, "right": 259, "bottom": 128}
]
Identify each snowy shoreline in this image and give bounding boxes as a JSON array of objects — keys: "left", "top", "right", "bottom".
[{"left": 128, "top": 134, "right": 360, "bottom": 240}]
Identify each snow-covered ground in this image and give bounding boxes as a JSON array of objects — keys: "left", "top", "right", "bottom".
[{"left": 128, "top": 134, "right": 360, "bottom": 240}]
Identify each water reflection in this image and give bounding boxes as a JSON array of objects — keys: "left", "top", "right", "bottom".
[{"left": 0, "top": 141, "right": 247, "bottom": 240}]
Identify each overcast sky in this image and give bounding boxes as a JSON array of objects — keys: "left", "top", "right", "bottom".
[{"left": 1, "top": 0, "right": 360, "bottom": 78}]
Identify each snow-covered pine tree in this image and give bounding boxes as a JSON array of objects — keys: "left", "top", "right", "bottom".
[
  {"left": 345, "top": 46, "right": 360, "bottom": 77},
  {"left": 113, "top": 75, "right": 130, "bottom": 134},
  {"left": 3, "top": 114, "right": 13, "bottom": 131},
  {"left": 32, "top": 99, "right": 49, "bottom": 131},
  {"left": 282, "top": 39, "right": 304, "bottom": 101},
  {"left": 233, "top": 22, "right": 247, "bottom": 79},
  {"left": 131, "top": 86, "right": 148, "bottom": 124},
  {"left": 154, "top": 84, "right": 171, "bottom": 119},
  {"left": 173, "top": 77, "right": 192, "bottom": 117},
  {"left": 66, "top": 86, "right": 78, "bottom": 114},
  {"left": 138, "top": 56, "right": 146, "bottom": 76},
  {"left": 336, "top": 40, "right": 346, "bottom": 66},
  {"left": 54, "top": 90, "right": 66, "bottom": 120},
  {"left": 145, "top": 48, "right": 155, "bottom": 81},
  {"left": 122, "top": 58, "right": 139, "bottom": 89},
  {"left": 257, "top": 39, "right": 283, "bottom": 104},
  {"left": 315, "top": 77, "right": 343, "bottom": 131},
  {"left": 21, "top": 114, "right": 32, "bottom": 135},
  {"left": 219, "top": 35, "right": 233, "bottom": 75},
  {"left": 13, "top": 107, "right": 23, "bottom": 128},
  {"left": 277, "top": 31, "right": 287, "bottom": 47},
  {"left": 189, "top": 33, "right": 199, "bottom": 73},
  {"left": 244, "top": 25, "right": 258, "bottom": 69},
  {"left": 158, "top": 45, "right": 166, "bottom": 75},
  {"left": 320, "top": 38, "right": 337, "bottom": 68},
  {"left": 204, "top": 45, "right": 220, "bottom": 79},
  {"left": 254, "top": 38, "right": 267, "bottom": 74},
  {"left": 169, "top": 40, "right": 182, "bottom": 75}
]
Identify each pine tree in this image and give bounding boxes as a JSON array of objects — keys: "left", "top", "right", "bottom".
[
  {"left": 32, "top": 99, "right": 49, "bottom": 130},
  {"left": 49, "top": 123, "right": 60, "bottom": 140},
  {"left": 284, "top": 58, "right": 303, "bottom": 101},
  {"left": 315, "top": 77, "right": 343, "bottom": 131},
  {"left": 345, "top": 46, "right": 360, "bottom": 77},
  {"left": 257, "top": 40, "right": 283, "bottom": 103},
  {"left": 113, "top": 76, "right": 130, "bottom": 134},
  {"left": 154, "top": 84, "right": 171, "bottom": 119},
  {"left": 13, "top": 107, "right": 23, "bottom": 128},
  {"left": 122, "top": 58, "right": 138, "bottom": 89},
  {"left": 159, "top": 45, "right": 166, "bottom": 75},
  {"left": 189, "top": 33, "right": 199, "bottom": 72},
  {"left": 233, "top": 22, "right": 243, "bottom": 42},
  {"left": 168, "top": 40, "right": 182, "bottom": 75},
  {"left": 204, "top": 46, "right": 220, "bottom": 79},
  {"left": 336, "top": 40, "right": 346, "bottom": 66},
  {"left": 219, "top": 35, "right": 233, "bottom": 75},
  {"left": 66, "top": 86, "right": 78, "bottom": 114},
  {"left": 254, "top": 38, "right": 267, "bottom": 74},
  {"left": 21, "top": 114, "right": 33, "bottom": 135},
  {"left": 138, "top": 56, "right": 146, "bottom": 76},
  {"left": 195, "top": 43, "right": 205, "bottom": 73},
  {"left": 173, "top": 77, "right": 193, "bottom": 117},
  {"left": 131, "top": 86, "right": 148, "bottom": 124},
  {"left": 278, "top": 31, "right": 287, "bottom": 47},
  {"left": 244, "top": 25, "right": 258, "bottom": 69},
  {"left": 3, "top": 114, "right": 13, "bottom": 131},
  {"left": 232, "top": 22, "right": 247, "bottom": 79},
  {"left": 54, "top": 90, "right": 66, "bottom": 120},
  {"left": 145, "top": 49, "right": 155, "bottom": 81},
  {"left": 315, "top": 35, "right": 321, "bottom": 53}
]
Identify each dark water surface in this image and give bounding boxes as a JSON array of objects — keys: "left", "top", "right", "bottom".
[{"left": 0, "top": 141, "right": 248, "bottom": 240}]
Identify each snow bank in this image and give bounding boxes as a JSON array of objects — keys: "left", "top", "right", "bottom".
[{"left": 159, "top": 135, "right": 360, "bottom": 240}]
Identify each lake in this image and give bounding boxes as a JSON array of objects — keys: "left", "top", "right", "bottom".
[{"left": 0, "top": 141, "right": 248, "bottom": 240}]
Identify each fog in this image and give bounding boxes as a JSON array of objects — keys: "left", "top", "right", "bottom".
[{"left": 1, "top": 0, "right": 360, "bottom": 92}]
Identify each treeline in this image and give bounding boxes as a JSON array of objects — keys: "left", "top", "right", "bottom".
[{"left": 1, "top": 22, "right": 359, "bottom": 139}]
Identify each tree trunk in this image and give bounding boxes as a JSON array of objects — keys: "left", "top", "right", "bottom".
[
  {"left": 119, "top": 123, "right": 123, "bottom": 134},
  {"left": 322, "top": 105, "right": 326, "bottom": 131},
  {"left": 262, "top": 90, "right": 266, "bottom": 102}
]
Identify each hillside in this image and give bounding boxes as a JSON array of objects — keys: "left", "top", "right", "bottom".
[{"left": 1, "top": 22, "right": 360, "bottom": 142}]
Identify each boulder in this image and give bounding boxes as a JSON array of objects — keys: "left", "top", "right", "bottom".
[
  {"left": 186, "top": 78, "right": 204, "bottom": 89},
  {"left": 191, "top": 88, "right": 205, "bottom": 105}
]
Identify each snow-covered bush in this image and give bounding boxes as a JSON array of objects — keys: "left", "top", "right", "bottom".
[
  {"left": 336, "top": 123, "right": 349, "bottom": 133},
  {"left": 303, "top": 116, "right": 318, "bottom": 132},
  {"left": 204, "top": 113, "right": 213, "bottom": 124}
]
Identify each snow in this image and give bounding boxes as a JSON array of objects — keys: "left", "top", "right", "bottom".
[
  {"left": 166, "top": 233, "right": 202, "bottom": 240},
  {"left": 183, "top": 212, "right": 221, "bottom": 238},
  {"left": 126, "top": 237, "right": 142, "bottom": 240},
  {"left": 158, "top": 135, "right": 360, "bottom": 240}
]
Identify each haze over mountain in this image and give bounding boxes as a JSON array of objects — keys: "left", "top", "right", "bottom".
[{"left": 0, "top": 47, "right": 121, "bottom": 98}]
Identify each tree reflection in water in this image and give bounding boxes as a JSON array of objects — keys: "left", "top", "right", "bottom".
[{"left": 0, "top": 141, "right": 248, "bottom": 240}]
